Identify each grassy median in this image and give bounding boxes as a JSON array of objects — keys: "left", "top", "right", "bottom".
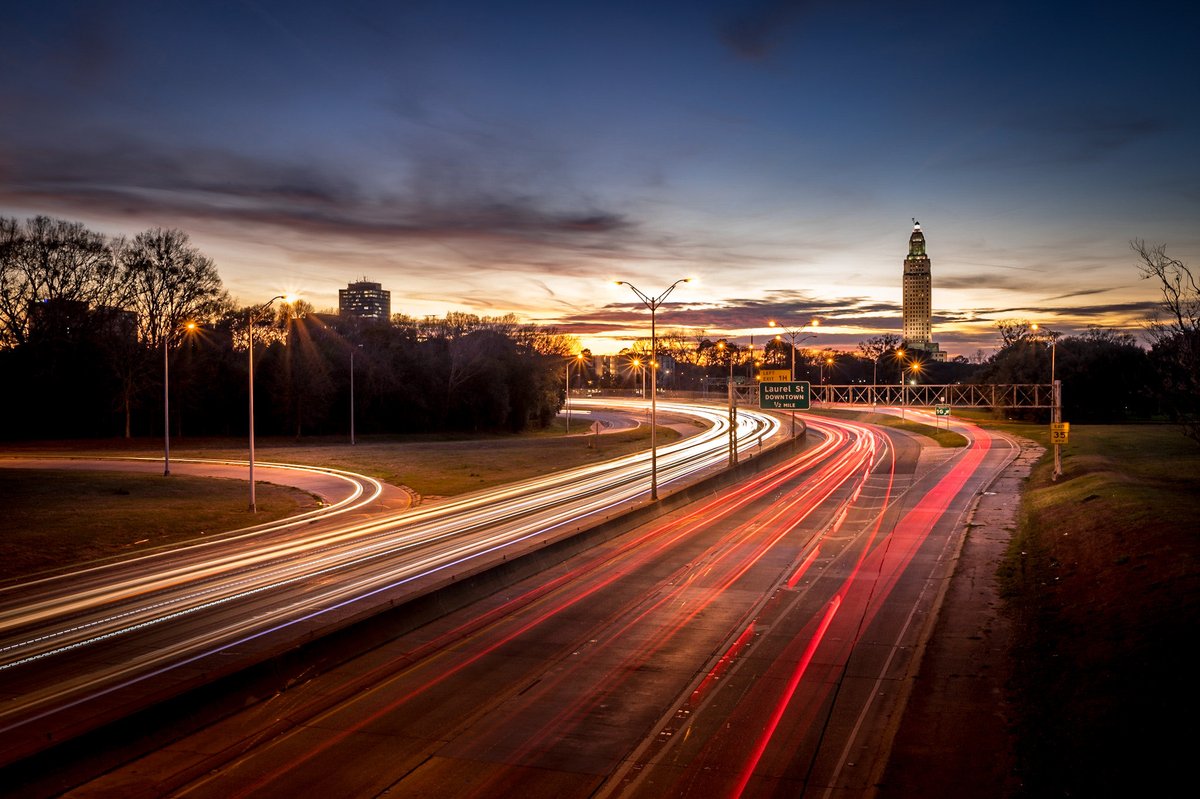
[
  {"left": 0, "top": 469, "right": 314, "bottom": 582},
  {"left": 0, "top": 421, "right": 678, "bottom": 580}
]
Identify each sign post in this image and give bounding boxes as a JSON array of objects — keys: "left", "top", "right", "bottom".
[{"left": 934, "top": 403, "right": 950, "bottom": 429}]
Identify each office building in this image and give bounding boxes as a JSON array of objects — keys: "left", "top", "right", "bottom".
[{"left": 339, "top": 279, "right": 391, "bottom": 321}]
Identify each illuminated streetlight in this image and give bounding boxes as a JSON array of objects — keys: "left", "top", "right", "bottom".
[
  {"left": 631, "top": 357, "right": 647, "bottom": 401},
  {"left": 162, "top": 320, "right": 199, "bottom": 477},
  {"left": 767, "top": 320, "right": 818, "bottom": 380},
  {"left": 248, "top": 295, "right": 293, "bottom": 512},
  {"left": 908, "top": 359, "right": 922, "bottom": 384},
  {"left": 616, "top": 277, "right": 691, "bottom": 499},
  {"left": 565, "top": 353, "right": 585, "bottom": 434}
]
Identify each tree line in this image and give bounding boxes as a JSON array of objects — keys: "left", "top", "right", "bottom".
[
  {"left": 0, "top": 216, "right": 574, "bottom": 440},
  {"left": 3, "top": 216, "right": 1194, "bottom": 442}
]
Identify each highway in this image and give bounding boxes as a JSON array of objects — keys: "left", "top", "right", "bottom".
[
  {"left": 53, "top": 413, "right": 1017, "bottom": 798},
  {"left": 0, "top": 400, "right": 780, "bottom": 769}
]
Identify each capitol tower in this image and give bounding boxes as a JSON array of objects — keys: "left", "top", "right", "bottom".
[{"left": 901, "top": 220, "right": 945, "bottom": 361}]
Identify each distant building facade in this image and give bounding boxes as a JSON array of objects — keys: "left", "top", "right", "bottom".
[
  {"left": 901, "top": 221, "right": 945, "bottom": 362},
  {"left": 339, "top": 279, "right": 391, "bottom": 321},
  {"left": 28, "top": 298, "right": 137, "bottom": 345}
]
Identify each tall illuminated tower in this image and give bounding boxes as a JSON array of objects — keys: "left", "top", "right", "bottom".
[{"left": 902, "top": 220, "right": 932, "bottom": 347}]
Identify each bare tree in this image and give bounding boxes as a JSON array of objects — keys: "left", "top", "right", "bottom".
[
  {"left": 995, "top": 319, "right": 1034, "bottom": 348},
  {"left": 112, "top": 229, "right": 228, "bottom": 437},
  {"left": 120, "top": 228, "right": 228, "bottom": 347},
  {"left": 0, "top": 216, "right": 124, "bottom": 347},
  {"left": 857, "top": 333, "right": 902, "bottom": 362},
  {"left": 1134, "top": 240, "right": 1199, "bottom": 444}
]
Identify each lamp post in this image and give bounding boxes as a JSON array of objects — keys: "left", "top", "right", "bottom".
[
  {"left": 820, "top": 354, "right": 834, "bottom": 385},
  {"left": 565, "top": 353, "right": 584, "bottom": 434},
  {"left": 767, "top": 321, "right": 817, "bottom": 381},
  {"left": 162, "top": 328, "right": 171, "bottom": 477},
  {"left": 615, "top": 278, "right": 690, "bottom": 500},
  {"left": 631, "top": 357, "right": 646, "bottom": 402},
  {"left": 162, "top": 321, "right": 197, "bottom": 476},
  {"left": 248, "top": 295, "right": 290, "bottom": 512},
  {"left": 717, "top": 340, "right": 736, "bottom": 465}
]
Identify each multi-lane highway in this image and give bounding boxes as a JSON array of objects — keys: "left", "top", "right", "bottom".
[
  {"left": 0, "top": 400, "right": 780, "bottom": 770},
  {"left": 45, "top": 410, "right": 1017, "bottom": 798}
]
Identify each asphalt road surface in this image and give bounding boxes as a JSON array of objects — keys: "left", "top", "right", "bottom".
[
  {"left": 56, "top": 414, "right": 1017, "bottom": 798},
  {"left": 0, "top": 401, "right": 781, "bottom": 774}
]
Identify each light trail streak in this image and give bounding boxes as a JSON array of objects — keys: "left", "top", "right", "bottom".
[
  {"left": 732, "top": 595, "right": 843, "bottom": 799},
  {"left": 196, "top": 417, "right": 858, "bottom": 797},
  {"left": 0, "top": 400, "right": 782, "bottom": 760},
  {"left": 712, "top": 419, "right": 1001, "bottom": 796},
  {"left": 136, "top": 413, "right": 1006, "bottom": 799}
]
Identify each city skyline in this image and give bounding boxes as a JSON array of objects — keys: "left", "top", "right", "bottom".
[{"left": 2, "top": 1, "right": 1197, "bottom": 357}]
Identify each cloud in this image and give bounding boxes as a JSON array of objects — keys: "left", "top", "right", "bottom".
[
  {"left": 565, "top": 291, "right": 902, "bottom": 337},
  {"left": 0, "top": 139, "right": 633, "bottom": 251},
  {"left": 937, "top": 273, "right": 1038, "bottom": 291},
  {"left": 1039, "top": 287, "right": 1117, "bottom": 302}
]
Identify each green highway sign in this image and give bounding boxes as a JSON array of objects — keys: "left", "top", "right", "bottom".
[
  {"left": 935, "top": 404, "right": 951, "bottom": 416},
  {"left": 760, "top": 381, "right": 811, "bottom": 410}
]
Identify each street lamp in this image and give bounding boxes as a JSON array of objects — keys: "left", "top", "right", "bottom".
[
  {"left": 820, "top": 354, "right": 834, "bottom": 385},
  {"left": 717, "top": 340, "right": 737, "bottom": 465},
  {"left": 908, "top": 359, "right": 922, "bottom": 385},
  {"left": 162, "top": 320, "right": 198, "bottom": 477},
  {"left": 615, "top": 277, "right": 691, "bottom": 500},
  {"left": 631, "top": 357, "right": 647, "bottom": 401},
  {"left": 248, "top": 295, "right": 292, "bottom": 512},
  {"left": 769, "top": 321, "right": 816, "bottom": 439},
  {"left": 565, "top": 353, "right": 584, "bottom": 433}
]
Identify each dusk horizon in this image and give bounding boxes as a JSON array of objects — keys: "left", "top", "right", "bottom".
[{"left": 3, "top": 0, "right": 1197, "bottom": 357}]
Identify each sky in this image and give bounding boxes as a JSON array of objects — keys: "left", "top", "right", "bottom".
[{"left": 2, "top": 0, "right": 1197, "bottom": 357}]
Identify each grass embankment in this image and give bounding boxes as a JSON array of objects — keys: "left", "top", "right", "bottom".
[
  {"left": 0, "top": 420, "right": 678, "bottom": 579},
  {"left": 989, "top": 422, "right": 1199, "bottom": 795},
  {"left": 0, "top": 470, "right": 312, "bottom": 582},
  {"left": 808, "top": 407, "right": 969, "bottom": 447},
  {"left": 204, "top": 421, "right": 676, "bottom": 498},
  {"left": 25, "top": 420, "right": 678, "bottom": 499}
]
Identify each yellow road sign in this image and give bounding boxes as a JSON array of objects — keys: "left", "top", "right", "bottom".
[
  {"left": 1051, "top": 429, "right": 1069, "bottom": 445},
  {"left": 758, "top": 369, "right": 790, "bottom": 383},
  {"left": 1051, "top": 422, "right": 1069, "bottom": 433}
]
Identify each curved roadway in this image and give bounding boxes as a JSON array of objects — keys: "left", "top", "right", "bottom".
[
  {"left": 0, "top": 400, "right": 780, "bottom": 767},
  {"left": 53, "top": 412, "right": 1020, "bottom": 798}
]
